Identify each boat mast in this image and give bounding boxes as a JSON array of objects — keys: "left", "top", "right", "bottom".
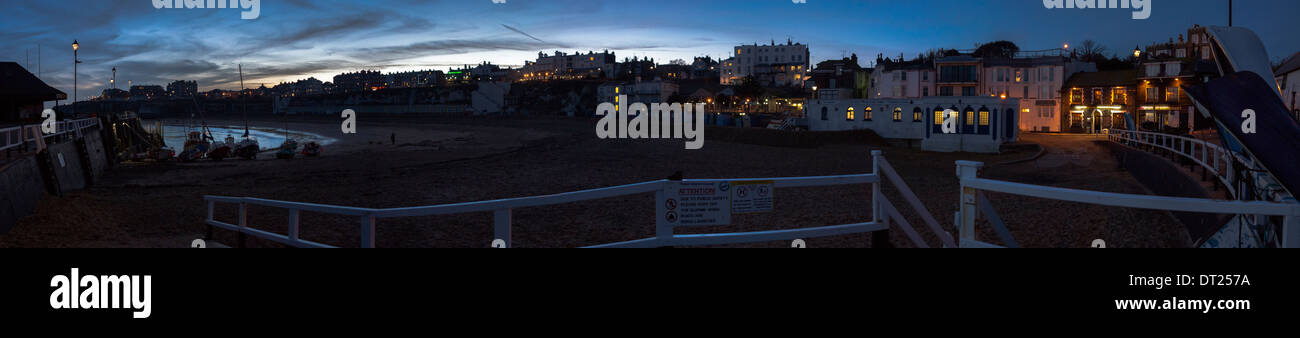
[{"left": 240, "top": 64, "right": 249, "bottom": 138}]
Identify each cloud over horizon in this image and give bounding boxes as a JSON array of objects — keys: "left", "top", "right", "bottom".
[{"left": 3, "top": 0, "right": 1298, "bottom": 100}]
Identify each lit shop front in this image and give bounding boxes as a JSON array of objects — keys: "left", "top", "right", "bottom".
[{"left": 1067, "top": 105, "right": 1129, "bottom": 134}]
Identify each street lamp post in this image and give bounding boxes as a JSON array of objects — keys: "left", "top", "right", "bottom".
[{"left": 72, "top": 40, "right": 80, "bottom": 116}]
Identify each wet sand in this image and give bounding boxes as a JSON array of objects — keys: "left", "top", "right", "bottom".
[{"left": 0, "top": 117, "right": 1190, "bottom": 248}]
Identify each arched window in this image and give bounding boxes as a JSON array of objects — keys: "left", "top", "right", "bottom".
[
  {"left": 864, "top": 107, "right": 873, "bottom": 121},
  {"left": 821, "top": 107, "right": 828, "bottom": 120},
  {"left": 964, "top": 106, "right": 976, "bottom": 126},
  {"left": 893, "top": 107, "right": 903, "bottom": 122},
  {"left": 846, "top": 107, "right": 855, "bottom": 121},
  {"left": 913, "top": 107, "right": 923, "bottom": 122}
]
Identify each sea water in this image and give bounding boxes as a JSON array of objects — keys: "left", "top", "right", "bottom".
[{"left": 160, "top": 125, "right": 336, "bottom": 151}]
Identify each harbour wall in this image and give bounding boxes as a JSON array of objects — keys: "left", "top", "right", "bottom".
[{"left": 0, "top": 124, "right": 111, "bottom": 234}]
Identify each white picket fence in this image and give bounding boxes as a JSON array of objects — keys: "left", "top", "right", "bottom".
[{"left": 203, "top": 151, "right": 954, "bottom": 248}]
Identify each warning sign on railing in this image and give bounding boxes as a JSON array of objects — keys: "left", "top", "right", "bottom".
[
  {"left": 731, "top": 180, "right": 774, "bottom": 214},
  {"left": 662, "top": 181, "right": 731, "bottom": 226}
]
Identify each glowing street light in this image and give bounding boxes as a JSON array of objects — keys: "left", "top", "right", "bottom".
[{"left": 72, "top": 40, "right": 81, "bottom": 115}]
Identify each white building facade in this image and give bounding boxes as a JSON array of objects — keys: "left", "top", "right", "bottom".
[
  {"left": 806, "top": 97, "right": 1019, "bottom": 153},
  {"left": 982, "top": 56, "right": 1095, "bottom": 132},
  {"left": 870, "top": 64, "right": 936, "bottom": 99},
  {"left": 720, "top": 41, "right": 810, "bottom": 87}
]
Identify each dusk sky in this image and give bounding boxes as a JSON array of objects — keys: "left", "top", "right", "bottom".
[{"left": 3, "top": 0, "right": 1298, "bottom": 99}]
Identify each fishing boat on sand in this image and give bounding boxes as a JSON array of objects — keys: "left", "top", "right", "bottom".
[
  {"left": 276, "top": 139, "right": 298, "bottom": 159},
  {"left": 301, "top": 141, "right": 322, "bottom": 157},
  {"left": 178, "top": 130, "right": 210, "bottom": 162},
  {"left": 231, "top": 63, "right": 261, "bottom": 161},
  {"left": 234, "top": 138, "right": 260, "bottom": 159},
  {"left": 207, "top": 134, "right": 235, "bottom": 161}
]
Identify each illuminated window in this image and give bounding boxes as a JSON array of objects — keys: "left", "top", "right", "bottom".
[
  {"left": 893, "top": 107, "right": 903, "bottom": 122},
  {"left": 913, "top": 107, "right": 923, "bottom": 122},
  {"left": 864, "top": 107, "right": 873, "bottom": 121},
  {"left": 1166, "top": 87, "right": 1180, "bottom": 102},
  {"left": 846, "top": 107, "right": 855, "bottom": 121},
  {"left": 1070, "top": 88, "right": 1083, "bottom": 104},
  {"left": 965, "top": 108, "right": 975, "bottom": 125},
  {"left": 979, "top": 110, "right": 990, "bottom": 126},
  {"left": 934, "top": 108, "right": 945, "bottom": 125}
]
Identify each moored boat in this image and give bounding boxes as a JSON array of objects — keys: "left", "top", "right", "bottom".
[
  {"left": 301, "top": 141, "right": 322, "bottom": 157},
  {"left": 234, "top": 137, "right": 260, "bottom": 160},
  {"left": 276, "top": 139, "right": 298, "bottom": 159}
]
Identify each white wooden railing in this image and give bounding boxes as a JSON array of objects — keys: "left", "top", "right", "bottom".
[
  {"left": 203, "top": 151, "right": 954, "bottom": 248},
  {"left": 955, "top": 161, "right": 1300, "bottom": 248}
]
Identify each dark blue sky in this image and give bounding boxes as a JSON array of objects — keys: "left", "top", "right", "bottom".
[{"left": 3, "top": 0, "right": 1297, "bottom": 98}]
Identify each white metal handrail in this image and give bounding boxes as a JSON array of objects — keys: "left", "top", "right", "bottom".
[
  {"left": 1, "top": 118, "right": 100, "bottom": 153},
  {"left": 203, "top": 152, "right": 947, "bottom": 248},
  {"left": 956, "top": 160, "right": 1300, "bottom": 248},
  {"left": 1104, "top": 129, "right": 1240, "bottom": 196},
  {"left": 0, "top": 126, "right": 22, "bottom": 152}
]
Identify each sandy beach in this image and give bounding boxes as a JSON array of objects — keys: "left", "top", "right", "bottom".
[{"left": 0, "top": 117, "right": 1190, "bottom": 248}]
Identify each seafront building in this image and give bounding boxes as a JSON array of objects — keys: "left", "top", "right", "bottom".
[
  {"left": 720, "top": 40, "right": 810, "bottom": 87},
  {"left": 597, "top": 81, "right": 680, "bottom": 106},
  {"left": 1277, "top": 52, "right": 1300, "bottom": 120},
  {"left": 870, "top": 58, "right": 935, "bottom": 99},
  {"left": 166, "top": 80, "right": 198, "bottom": 98},
  {"left": 1059, "top": 70, "right": 1140, "bottom": 133},
  {"left": 805, "top": 96, "right": 1019, "bottom": 153},
  {"left": 1134, "top": 25, "right": 1219, "bottom": 132},
  {"left": 982, "top": 56, "right": 1096, "bottom": 132},
  {"left": 810, "top": 54, "right": 870, "bottom": 100},
  {"left": 521, "top": 51, "right": 616, "bottom": 81}
]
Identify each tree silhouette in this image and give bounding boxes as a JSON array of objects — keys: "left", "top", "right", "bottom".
[
  {"left": 974, "top": 41, "right": 1020, "bottom": 58},
  {"left": 1078, "top": 40, "right": 1108, "bottom": 62}
]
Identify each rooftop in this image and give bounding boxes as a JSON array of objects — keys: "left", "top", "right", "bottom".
[
  {"left": 1276, "top": 52, "right": 1300, "bottom": 76},
  {"left": 1063, "top": 70, "right": 1140, "bottom": 88},
  {"left": 0, "top": 62, "right": 66, "bottom": 102}
]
